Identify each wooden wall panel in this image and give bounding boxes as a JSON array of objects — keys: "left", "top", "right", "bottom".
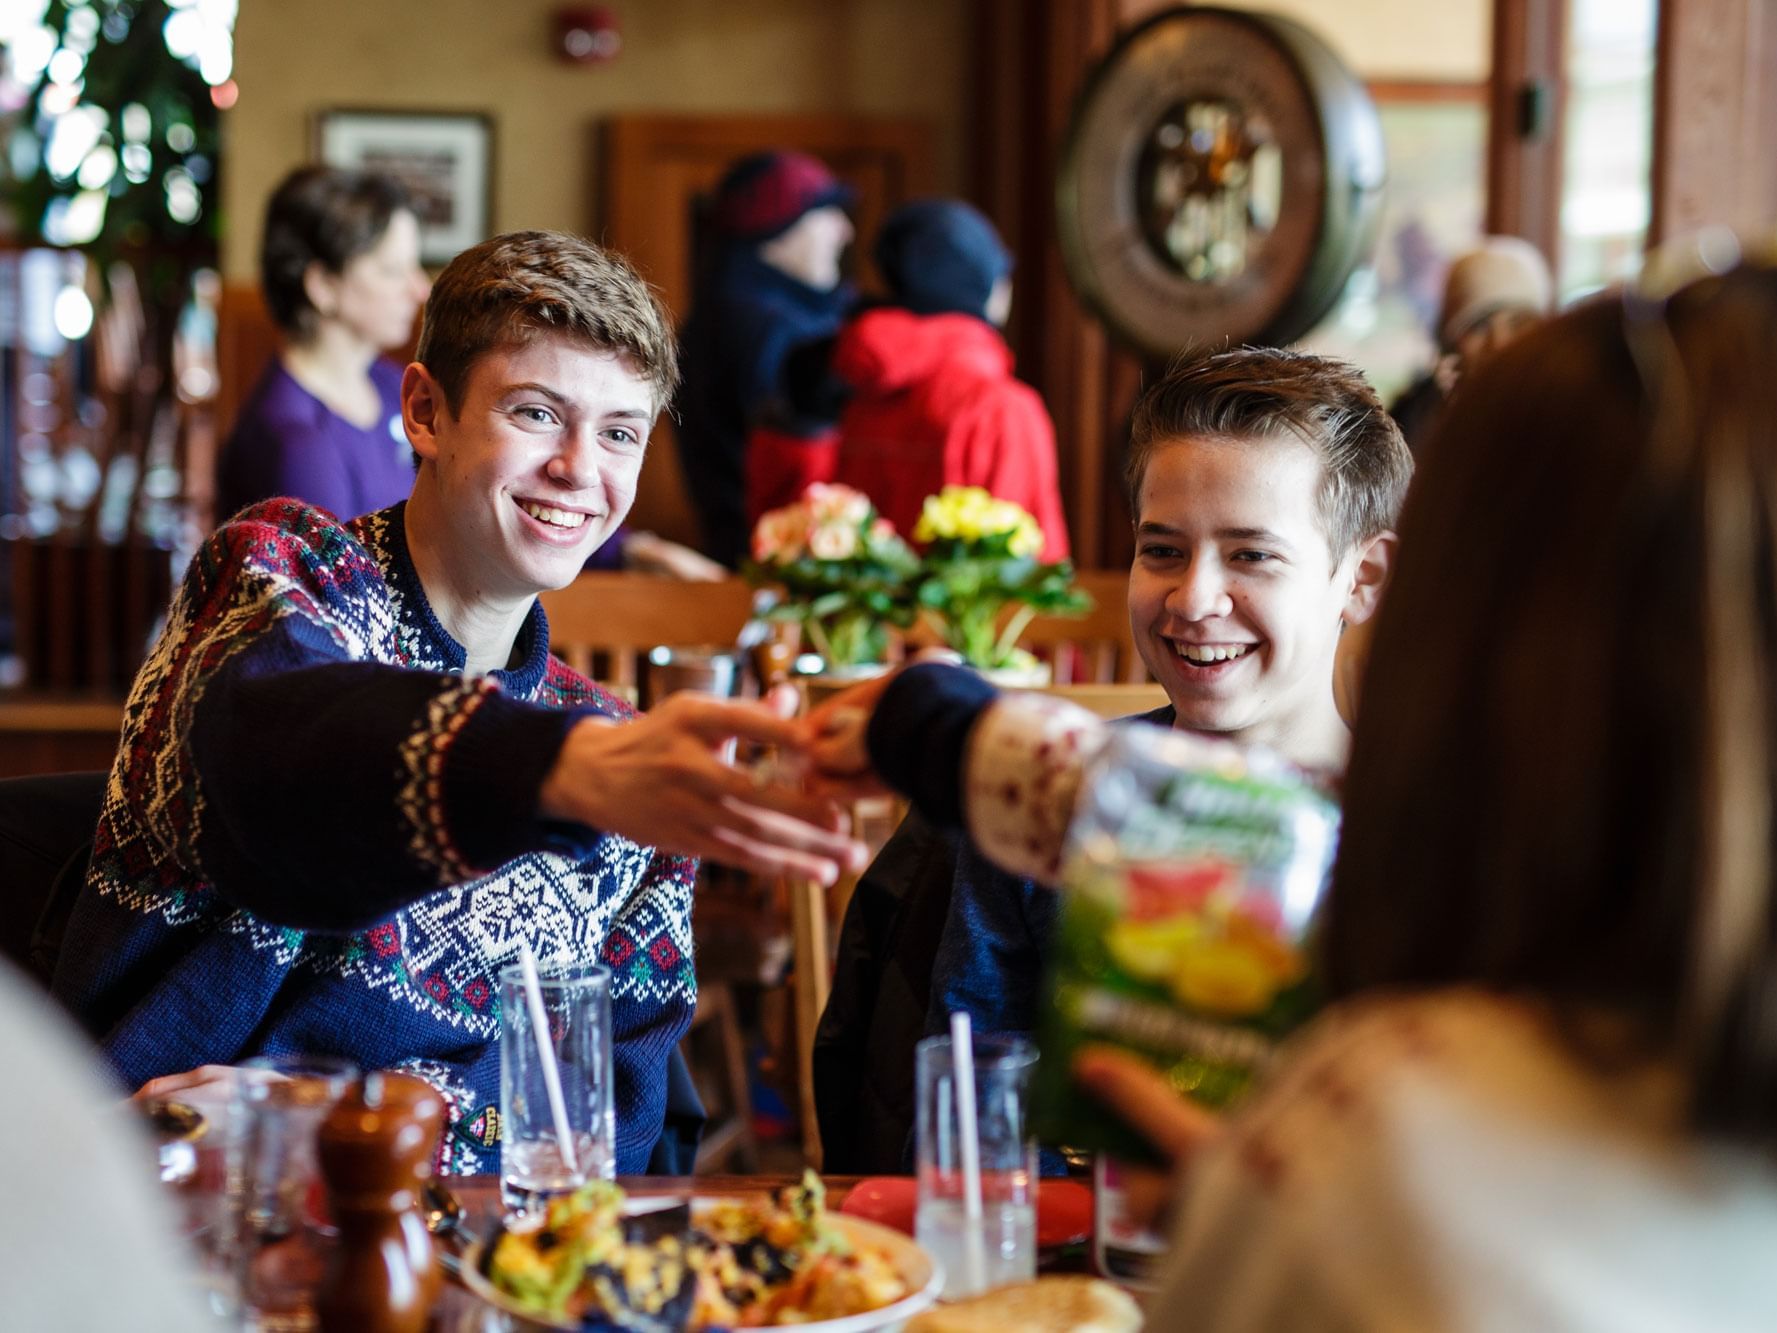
[
  {"left": 1651, "top": 0, "right": 1777, "bottom": 243},
  {"left": 216, "top": 284, "right": 280, "bottom": 445},
  {"left": 972, "top": 0, "right": 1150, "bottom": 572},
  {"left": 1485, "top": 0, "right": 1566, "bottom": 263}
]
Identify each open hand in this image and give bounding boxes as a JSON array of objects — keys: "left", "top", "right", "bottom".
[
  {"left": 796, "top": 651, "right": 965, "bottom": 800},
  {"left": 540, "top": 691, "right": 867, "bottom": 884},
  {"left": 133, "top": 1064, "right": 240, "bottom": 1105},
  {"left": 796, "top": 673, "right": 899, "bottom": 800}
]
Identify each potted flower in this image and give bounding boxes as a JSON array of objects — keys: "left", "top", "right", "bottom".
[
  {"left": 746, "top": 483, "right": 920, "bottom": 673},
  {"left": 913, "top": 486, "right": 1093, "bottom": 682}
]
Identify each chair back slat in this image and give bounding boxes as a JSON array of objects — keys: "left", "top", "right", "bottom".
[
  {"left": 538, "top": 573, "right": 757, "bottom": 692},
  {"left": 1017, "top": 568, "right": 1146, "bottom": 684}
]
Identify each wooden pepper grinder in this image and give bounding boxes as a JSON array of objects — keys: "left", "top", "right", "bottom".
[{"left": 315, "top": 1071, "right": 443, "bottom": 1333}]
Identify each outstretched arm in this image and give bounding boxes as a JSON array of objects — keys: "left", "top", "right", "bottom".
[
  {"left": 539, "top": 690, "right": 865, "bottom": 886},
  {"left": 128, "top": 505, "right": 859, "bottom": 932},
  {"left": 804, "top": 661, "right": 1107, "bottom": 884}
]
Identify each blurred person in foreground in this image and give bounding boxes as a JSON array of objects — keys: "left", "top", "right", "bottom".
[
  {"left": 222, "top": 166, "right": 718, "bottom": 579},
  {"left": 1390, "top": 234, "right": 1553, "bottom": 453},
  {"left": 0, "top": 956, "right": 215, "bottom": 1328},
  {"left": 828, "top": 198, "right": 1069, "bottom": 560},
  {"left": 678, "top": 150, "right": 856, "bottom": 566},
  {"left": 53, "top": 231, "right": 864, "bottom": 1176},
  {"left": 806, "top": 254, "right": 1777, "bottom": 1328},
  {"left": 811, "top": 349, "right": 1408, "bottom": 1172}
]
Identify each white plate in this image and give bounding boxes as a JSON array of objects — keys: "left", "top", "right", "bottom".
[{"left": 457, "top": 1202, "right": 944, "bottom": 1332}]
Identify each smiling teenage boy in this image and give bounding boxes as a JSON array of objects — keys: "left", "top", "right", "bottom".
[
  {"left": 1124, "top": 347, "right": 1406, "bottom": 771},
  {"left": 814, "top": 347, "right": 1411, "bottom": 1172},
  {"left": 53, "top": 231, "right": 863, "bottom": 1175}
]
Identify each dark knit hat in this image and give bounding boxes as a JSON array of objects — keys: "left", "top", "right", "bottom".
[
  {"left": 711, "top": 151, "right": 854, "bottom": 242},
  {"left": 874, "top": 198, "right": 1012, "bottom": 319}
]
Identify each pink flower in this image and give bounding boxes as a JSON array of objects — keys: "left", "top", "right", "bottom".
[
  {"left": 806, "top": 483, "right": 872, "bottom": 528},
  {"left": 752, "top": 506, "right": 808, "bottom": 563},
  {"left": 808, "top": 520, "right": 859, "bottom": 560}
]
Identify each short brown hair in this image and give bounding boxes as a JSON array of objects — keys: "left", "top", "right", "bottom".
[
  {"left": 261, "top": 166, "right": 412, "bottom": 337},
  {"left": 1125, "top": 347, "right": 1412, "bottom": 556},
  {"left": 416, "top": 230, "right": 679, "bottom": 416},
  {"left": 1325, "top": 265, "right": 1777, "bottom": 1157}
]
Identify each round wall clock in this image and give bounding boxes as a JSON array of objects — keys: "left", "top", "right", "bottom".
[{"left": 1056, "top": 6, "right": 1387, "bottom": 357}]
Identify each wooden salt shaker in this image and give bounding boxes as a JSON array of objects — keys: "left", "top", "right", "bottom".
[{"left": 315, "top": 1071, "right": 443, "bottom": 1333}]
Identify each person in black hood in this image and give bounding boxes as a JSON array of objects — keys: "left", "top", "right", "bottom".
[{"left": 676, "top": 151, "right": 855, "bottom": 566}]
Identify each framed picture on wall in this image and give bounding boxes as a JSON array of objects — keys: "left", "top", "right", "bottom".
[{"left": 315, "top": 109, "right": 494, "bottom": 265}]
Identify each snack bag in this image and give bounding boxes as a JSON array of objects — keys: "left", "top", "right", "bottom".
[{"left": 1031, "top": 725, "right": 1339, "bottom": 1161}]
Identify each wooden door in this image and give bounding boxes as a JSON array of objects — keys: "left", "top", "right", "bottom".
[{"left": 599, "top": 113, "right": 936, "bottom": 548}]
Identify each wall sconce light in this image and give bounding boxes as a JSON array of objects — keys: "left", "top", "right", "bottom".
[{"left": 555, "top": 6, "right": 622, "bottom": 65}]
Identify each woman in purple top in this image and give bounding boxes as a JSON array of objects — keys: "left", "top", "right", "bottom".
[
  {"left": 218, "top": 166, "right": 430, "bottom": 524},
  {"left": 219, "top": 166, "right": 723, "bottom": 579}
]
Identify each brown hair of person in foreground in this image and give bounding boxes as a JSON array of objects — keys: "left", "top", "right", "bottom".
[{"left": 1325, "top": 260, "right": 1777, "bottom": 1149}]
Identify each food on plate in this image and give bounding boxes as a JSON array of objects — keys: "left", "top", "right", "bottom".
[
  {"left": 903, "top": 1276, "right": 1141, "bottom": 1333},
  {"left": 484, "top": 1172, "right": 911, "bottom": 1330}
]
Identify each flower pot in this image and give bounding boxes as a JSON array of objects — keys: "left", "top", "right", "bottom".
[
  {"left": 978, "top": 660, "right": 1053, "bottom": 690},
  {"left": 811, "top": 662, "right": 893, "bottom": 683},
  {"left": 801, "top": 662, "right": 893, "bottom": 709}
]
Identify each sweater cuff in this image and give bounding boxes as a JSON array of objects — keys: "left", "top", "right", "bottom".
[
  {"left": 438, "top": 690, "right": 601, "bottom": 876},
  {"left": 962, "top": 693, "right": 1107, "bottom": 884},
  {"left": 866, "top": 663, "right": 999, "bottom": 828}
]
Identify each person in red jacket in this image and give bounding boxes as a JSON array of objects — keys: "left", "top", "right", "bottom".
[{"left": 831, "top": 200, "right": 1070, "bottom": 560}]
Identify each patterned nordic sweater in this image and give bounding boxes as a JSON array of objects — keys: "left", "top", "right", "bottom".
[{"left": 50, "top": 499, "right": 697, "bottom": 1174}]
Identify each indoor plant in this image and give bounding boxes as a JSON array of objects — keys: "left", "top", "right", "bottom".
[
  {"left": 913, "top": 486, "right": 1092, "bottom": 678},
  {"left": 746, "top": 483, "right": 919, "bottom": 672}
]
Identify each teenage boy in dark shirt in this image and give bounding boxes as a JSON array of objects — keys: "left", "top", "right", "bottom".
[{"left": 814, "top": 348, "right": 1412, "bottom": 1172}]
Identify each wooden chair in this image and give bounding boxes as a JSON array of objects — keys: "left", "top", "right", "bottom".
[
  {"left": 1017, "top": 568, "right": 1147, "bottom": 684},
  {"left": 537, "top": 573, "right": 758, "bottom": 693},
  {"left": 681, "top": 980, "right": 758, "bottom": 1173},
  {"left": 786, "top": 871, "right": 831, "bottom": 1167},
  {"left": 0, "top": 696, "right": 126, "bottom": 779},
  {"left": 537, "top": 571, "right": 778, "bottom": 1167}
]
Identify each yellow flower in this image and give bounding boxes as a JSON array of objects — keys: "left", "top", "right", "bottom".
[
  {"left": 1008, "top": 514, "right": 1043, "bottom": 558},
  {"left": 914, "top": 490, "right": 963, "bottom": 542},
  {"left": 916, "top": 486, "right": 1041, "bottom": 547}
]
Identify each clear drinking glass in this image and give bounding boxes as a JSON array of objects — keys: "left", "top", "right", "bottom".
[
  {"left": 500, "top": 961, "right": 616, "bottom": 1217},
  {"left": 233, "top": 1054, "right": 359, "bottom": 1238},
  {"left": 914, "top": 1031, "right": 1038, "bottom": 1298},
  {"left": 228, "top": 1053, "right": 358, "bottom": 1328}
]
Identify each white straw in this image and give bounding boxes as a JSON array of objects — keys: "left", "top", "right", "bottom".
[
  {"left": 517, "top": 942, "right": 580, "bottom": 1179},
  {"left": 950, "top": 1010, "right": 988, "bottom": 1294}
]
